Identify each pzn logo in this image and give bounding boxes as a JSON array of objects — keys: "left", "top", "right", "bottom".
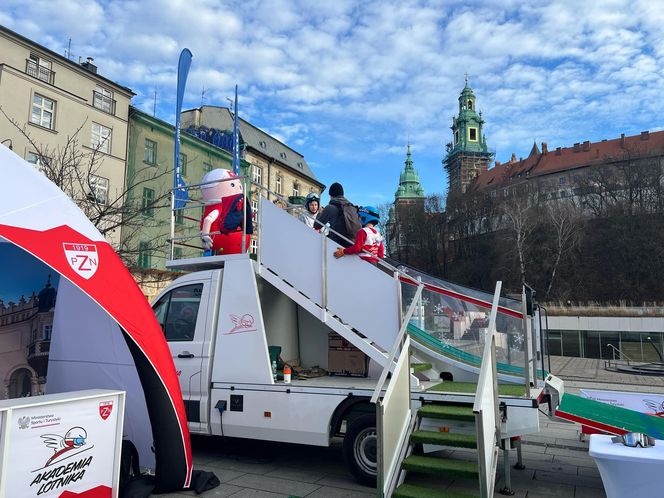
[{"left": 63, "top": 243, "right": 99, "bottom": 279}]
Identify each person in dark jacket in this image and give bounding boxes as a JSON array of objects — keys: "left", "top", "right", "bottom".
[{"left": 316, "top": 182, "right": 354, "bottom": 247}]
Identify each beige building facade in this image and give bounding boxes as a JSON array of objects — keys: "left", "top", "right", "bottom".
[
  {"left": 181, "top": 106, "right": 324, "bottom": 253},
  {"left": 0, "top": 25, "right": 134, "bottom": 246}
]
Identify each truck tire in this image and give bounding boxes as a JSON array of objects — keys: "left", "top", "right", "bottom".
[{"left": 343, "top": 413, "right": 377, "bottom": 486}]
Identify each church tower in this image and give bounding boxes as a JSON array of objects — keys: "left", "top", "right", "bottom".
[
  {"left": 443, "top": 77, "right": 493, "bottom": 194},
  {"left": 387, "top": 144, "right": 425, "bottom": 256}
]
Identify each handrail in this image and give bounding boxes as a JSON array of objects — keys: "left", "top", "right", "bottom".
[
  {"left": 371, "top": 284, "right": 424, "bottom": 404},
  {"left": 473, "top": 281, "right": 502, "bottom": 498},
  {"left": 606, "top": 343, "right": 635, "bottom": 362}
]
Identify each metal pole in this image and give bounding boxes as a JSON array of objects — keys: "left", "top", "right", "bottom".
[
  {"left": 321, "top": 229, "right": 328, "bottom": 321},
  {"left": 241, "top": 176, "right": 247, "bottom": 254},
  {"left": 521, "top": 287, "right": 531, "bottom": 397},
  {"left": 256, "top": 192, "right": 263, "bottom": 271},
  {"left": 169, "top": 190, "right": 175, "bottom": 260},
  {"left": 499, "top": 440, "right": 515, "bottom": 495}
]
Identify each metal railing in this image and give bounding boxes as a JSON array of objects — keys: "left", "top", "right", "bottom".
[
  {"left": 473, "top": 281, "right": 502, "bottom": 498},
  {"left": 25, "top": 59, "right": 55, "bottom": 84},
  {"left": 606, "top": 343, "right": 635, "bottom": 362},
  {"left": 372, "top": 285, "right": 423, "bottom": 498}
]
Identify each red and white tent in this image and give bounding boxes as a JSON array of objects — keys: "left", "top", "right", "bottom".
[{"left": 0, "top": 144, "right": 192, "bottom": 491}]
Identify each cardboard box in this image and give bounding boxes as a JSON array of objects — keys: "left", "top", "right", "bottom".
[{"left": 328, "top": 349, "right": 369, "bottom": 377}]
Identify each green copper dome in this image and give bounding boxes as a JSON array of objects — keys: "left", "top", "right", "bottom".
[
  {"left": 447, "top": 76, "right": 490, "bottom": 158},
  {"left": 394, "top": 144, "right": 425, "bottom": 200}
]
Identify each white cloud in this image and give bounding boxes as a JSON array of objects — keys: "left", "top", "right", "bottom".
[{"left": 3, "top": 0, "right": 664, "bottom": 199}]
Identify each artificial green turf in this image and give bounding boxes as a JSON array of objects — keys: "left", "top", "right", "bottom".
[
  {"left": 558, "top": 393, "right": 664, "bottom": 439},
  {"left": 418, "top": 403, "right": 475, "bottom": 422},
  {"left": 402, "top": 455, "right": 479, "bottom": 479},
  {"left": 410, "top": 430, "right": 477, "bottom": 448},
  {"left": 428, "top": 381, "right": 526, "bottom": 397},
  {"left": 412, "top": 362, "right": 433, "bottom": 373},
  {"left": 393, "top": 483, "right": 479, "bottom": 498}
]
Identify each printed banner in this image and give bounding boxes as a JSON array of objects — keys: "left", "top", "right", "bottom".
[
  {"left": 580, "top": 389, "right": 664, "bottom": 417},
  {"left": 2, "top": 392, "right": 122, "bottom": 497}
]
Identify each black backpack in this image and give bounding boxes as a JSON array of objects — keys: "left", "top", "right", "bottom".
[{"left": 341, "top": 201, "right": 362, "bottom": 237}]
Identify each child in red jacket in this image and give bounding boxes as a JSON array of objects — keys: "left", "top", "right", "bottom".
[{"left": 334, "top": 206, "right": 384, "bottom": 264}]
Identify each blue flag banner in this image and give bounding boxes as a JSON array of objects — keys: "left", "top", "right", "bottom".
[
  {"left": 174, "top": 48, "right": 192, "bottom": 209},
  {"left": 232, "top": 84, "right": 240, "bottom": 175}
]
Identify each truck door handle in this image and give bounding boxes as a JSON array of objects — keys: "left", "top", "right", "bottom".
[{"left": 178, "top": 352, "right": 195, "bottom": 358}]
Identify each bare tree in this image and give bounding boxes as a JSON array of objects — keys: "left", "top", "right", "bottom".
[
  {"left": 501, "top": 194, "right": 537, "bottom": 287},
  {"left": 542, "top": 199, "right": 583, "bottom": 299},
  {"left": 1, "top": 107, "right": 172, "bottom": 266}
]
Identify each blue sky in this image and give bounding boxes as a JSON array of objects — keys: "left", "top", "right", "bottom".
[
  {"left": 2, "top": 0, "right": 664, "bottom": 208},
  {"left": 0, "top": 244, "right": 59, "bottom": 303}
]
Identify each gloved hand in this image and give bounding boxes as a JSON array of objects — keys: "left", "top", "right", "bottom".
[
  {"left": 334, "top": 248, "right": 345, "bottom": 259},
  {"left": 201, "top": 234, "right": 213, "bottom": 249}
]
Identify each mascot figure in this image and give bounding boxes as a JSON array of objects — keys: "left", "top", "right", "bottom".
[{"left": 200, "top": 168, "right": 253, "bottom": 255}]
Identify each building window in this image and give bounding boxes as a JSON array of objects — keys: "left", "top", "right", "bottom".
[
  {"left": 178, "top": 152, "right": 188, "bottom": 177},
  {"left": 468, "top": 127, "right": 478, "bottom": 142},
  {"left": 31, "top": 94, "right": 55, "bottom": 129},
  {"left": 292, "top": 183, "right": 299, "bottom": 197},
  {"left": 91, "top": 122, "right": 111, "bottom": 153},
  {"left": 252, "top": 165, "right": 262, "bottom": 185},
  {"left": 250, "top": 238, "right": 258, "bottom": 255},
  {"left": 203, "top": 162, "right": 212, "bottom": 172},
  {"left": 503, "top": 188, "right": 509, "bottom": 197},
  {"left": 43, "top": 324, "right": 52, "bottom": 340},
  {"left": 88, "top": 174, "right": 109, "bottom": 205},
  {"left": 173, "top": 247, "right": 183, "bottom": 260},
  {"left": 490, "top": 190, "right": 497, "bottom": 198},
  {"left": 26, "top": 152, "right": 50, "bottom": 172},
  {"left": 93, "top": 85, "right": 115, "bottom": 114},
  {"left": 276, "top": 174, "right": 282, "bottom": 195},
  {"left": 144, "top": 139, "right": 157, "bottom": 164},
  {"left": 559, "top": 176, "right": 567, "bottom": 185},
  {"left": 454, "top": 130, "right": 460, "bottom": 144},
  {"left": 467, "top": 100, "right": 473, "bottom": 110},
  {"left": 142, "top": 187, "right": 155, "bottom": 217},
  {"left": 138, "top": 242, "right": 151, "bottom": 268},
  {"left": 26, "top": 54, "right": 54, "bottom": 84},
  {"left": 175, "top": 209, "right": 184, "bottom": 225},
  {"left": 251, "top": 198, "right": 258, "bottom": 213}
]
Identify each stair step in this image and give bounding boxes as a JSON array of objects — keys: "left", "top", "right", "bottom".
[
  {"left": 418, "top": 404, "right": 475, "bottom": 422},
  {"left": 393, "top": 483, "right": 479, "bottom": 498},
  {"left": 410, "top": 430, "right": 477, "bottom": 448},
  {"left": 402, "top": 455, "right": 479, "bottom": 479},
  {"left": 412, "top": 362, "right": 433, "bottom": 373}
]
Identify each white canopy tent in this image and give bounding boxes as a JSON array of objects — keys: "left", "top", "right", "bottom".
[{"left": 0, "top": 144, "right": 192, "bottom": 492}]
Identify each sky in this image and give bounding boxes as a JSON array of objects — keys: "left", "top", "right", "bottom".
[
  {"left": 0, "top": 244, "right": 59, "bottom": 303},
  {"left": 2, "top": 0, "right": 664, "bottom": 208}
]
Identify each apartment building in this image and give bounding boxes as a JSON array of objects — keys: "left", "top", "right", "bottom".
[{"left": 0, "top": 25, "right": 134, "bottom": 246}]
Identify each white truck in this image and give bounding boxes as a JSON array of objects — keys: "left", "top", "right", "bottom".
[{"left": 153, "top": 197, "right": 542, "bottom": 488}]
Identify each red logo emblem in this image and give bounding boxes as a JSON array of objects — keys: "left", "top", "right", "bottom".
[
  {"left": 99, "top": 400, "right": 113, "bottom": 420},
  {"left": 63, "top": 243, "right": 99, "bottom": 279}
]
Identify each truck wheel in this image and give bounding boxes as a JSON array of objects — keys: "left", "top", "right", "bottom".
[{"left": 343, "top": 413, "right": 377, "bottom": 487}]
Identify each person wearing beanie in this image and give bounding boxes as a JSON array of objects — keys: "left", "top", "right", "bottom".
[
  {"left": 328, "top": 182, "right": 344, "bottom": 197},
  {"left": 316, "top": 182, "right": 356, "bottom": 247}
]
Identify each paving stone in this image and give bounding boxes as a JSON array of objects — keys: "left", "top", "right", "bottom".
[
  {"left": 228, "top": 490, "right": 290, "bottom": 498},
  {"left": 226, "top": 473, "right": 320, "bottom": 496},
  {"left": 534, "top": 470, "right": 603, "bottom": 489},
  {"left": 577, "top": 466, "right": 601, "bottom": 478},
  {"left": 265, "top": 466, "right": 328, "bottom": 483},
  {"left": 314, "top": 474, "right": 376, "bottom": 493},
  {"left": 159, "top": 482, "right": 245, "bottom": 498},
  {"left": 574, "top": 485, "right": 607, "bottom": 498},
  {"left": 303, "top": 486, "right": 375, "bottom": 497},
  {"left": 552, "top": 454, "right": 598, "bottom": 469}
]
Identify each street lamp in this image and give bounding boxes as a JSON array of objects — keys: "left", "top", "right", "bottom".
[{"left": 1, "top": 138, "right": 12, "bottom": 150}]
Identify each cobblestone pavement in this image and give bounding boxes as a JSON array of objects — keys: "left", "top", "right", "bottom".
[{"left": 160, "top": 360, "right": 657, "bottom": 497}]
